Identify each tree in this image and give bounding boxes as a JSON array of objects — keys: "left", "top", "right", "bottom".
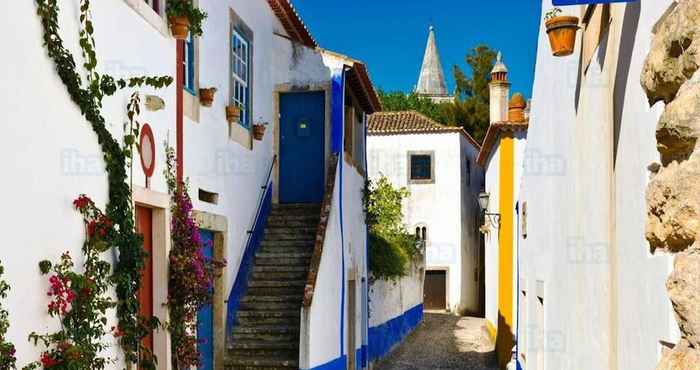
[
  {"left": 449, "top": 45, "right": 497, "bottom": 143},
  {"left": 377, "top": 90, "right": 451, "bottom": 125}
]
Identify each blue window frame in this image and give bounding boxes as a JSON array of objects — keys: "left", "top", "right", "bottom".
[
  {"left": 231, "top": 29, "right": 250, "bottom": 128},
  {"left": 184, "top": 33, "right": 195, "bottom": 95}
]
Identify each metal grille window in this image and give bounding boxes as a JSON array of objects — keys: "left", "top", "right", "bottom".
[
  {"left": 409, "top": 153, "right": 434, "bottom": 182},
  {"left": 231, "top": 29, "right": 250, "bottom": 128}
]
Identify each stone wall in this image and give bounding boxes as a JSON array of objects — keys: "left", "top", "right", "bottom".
[{"left": 641, "top": 1, "right": 700, "bottom": 368}]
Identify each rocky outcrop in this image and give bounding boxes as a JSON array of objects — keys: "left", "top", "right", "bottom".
[{"left": 641, "top": 1, "right": 700, "bottom": 368}]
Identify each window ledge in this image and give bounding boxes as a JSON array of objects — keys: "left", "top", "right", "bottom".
[
  {"left": 184, "top": 90, "right": 200, "bottom": 122},
  {"left": 229, "top": 123, "right": 252, "bottom": 150},
  {"left": 123, "top": 0, "right": 170, "bottom": 38}
]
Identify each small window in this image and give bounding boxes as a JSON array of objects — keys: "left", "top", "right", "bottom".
[
  {"left": 408, "top": 152, "right": 434, "bottom": 184},
  {"left": 415, "top": 226, "right": 428, "bottom": 242},
  {"left": 231, "top": 29, "right": 251, "bottom": 128},
  {"left": 183, "top": 33, "right": 196, "bottom": 95}
]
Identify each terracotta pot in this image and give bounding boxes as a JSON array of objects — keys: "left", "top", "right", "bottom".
[
  {"left": 169, "top": 16, "right": 190, "bottom": 40},
  {"left": 545, "top": 16, "right": 579, "bottom": 57},
  {"left": 253, "top": 124, "right": 266, "bottom": 141},
  {"left": 199, "top": 88, "right": 216, "bottom": 107},
  {"left": 225, "top": 105, "right": 241, "bottom": 123}
]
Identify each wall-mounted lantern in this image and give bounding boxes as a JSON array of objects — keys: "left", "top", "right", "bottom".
[{"left": 478, "top": 192, "right": 501, "bottom": 228}]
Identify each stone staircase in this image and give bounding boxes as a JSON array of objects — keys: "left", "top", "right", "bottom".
[{"left": 226, "top": 203, "right": 320, "bottom": 370}]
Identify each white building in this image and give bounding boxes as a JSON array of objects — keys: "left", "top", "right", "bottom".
[
  {"left": 516, "top": 2, "right": 679, "bottom": 370},
  {"left": 0, "top": 1, "right": 381, "bottom": 369},
  {"left": 367, "top": 111, "right": 484, "bottom": 316}
]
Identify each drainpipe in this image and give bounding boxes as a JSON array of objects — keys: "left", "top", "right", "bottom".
[{"left": 176, "top": 40, "right": 184, "bottom": 186}]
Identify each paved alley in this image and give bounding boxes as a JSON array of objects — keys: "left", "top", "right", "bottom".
[{"left": 374, "top": 313, "right": 498, "bottom": 370}]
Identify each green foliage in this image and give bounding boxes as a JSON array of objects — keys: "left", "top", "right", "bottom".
[
  {"left": 545, "top": 8, "right": 563, "bottom": 21},
  {"left": 451, "top": 45, "right": 497, "bottom": 143},
  {"left": 0, "top": 261, "right": 17, "bottom": 370},
  {"left": 34, "top": 0, "right": 172, "bottom": 367},
  {"left": 166, "top": 0, "right": 208, "bottom": 37},
  {"left": 378, "top": 45, "right": 497, "bottom": 143},
  {"left": 377, "top": 90, "right": 452, "bottom": 125},
  {"left": 365, "top": 177, "right": 419, "bottom": 281}
]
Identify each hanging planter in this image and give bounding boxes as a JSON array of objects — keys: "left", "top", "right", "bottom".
[
  {"left": 168, "top": 16, "right": 190, "bottom": 40},
  {"left": 226, "top": 105, "right": 241, "bottom": 124},
  {"left": 167, "top": 0, "right": 207, "bottom": 40},
  {"left": 545, "top": 8, "right": 580, "bottom": 57},
  {"left": 252, "top": 123, "right": 267, "bottom": 141},
  {"left": 199, "top": 87, "right": 217, "bottom": 107}
]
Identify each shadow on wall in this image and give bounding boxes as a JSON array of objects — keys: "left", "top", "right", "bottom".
[{"left": 497, "top": 313, "right": 514, "bottom": 370}]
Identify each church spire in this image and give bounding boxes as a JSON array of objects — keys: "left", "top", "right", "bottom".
[{"left": 416, "top": 25, "right": 450, "bottom": 101}]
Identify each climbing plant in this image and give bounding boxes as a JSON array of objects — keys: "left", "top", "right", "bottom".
[
  {"left": 364, "top": 177, "right": 419, "bottom": 281},
  {"left": 0, "top": 261, "right": 17, "bottom": 370},
  {"left": 164, "top": 146, "right": 226, "bottom": 368},
  {"left": 34, "top": 0, "right": 172, "bottom": 367},
  {"left": 25, "top": 196, "right": 119, "bottom": 369}
]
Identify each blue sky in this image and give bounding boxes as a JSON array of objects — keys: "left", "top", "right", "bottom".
[{"left": 293, "top": 1, "right": 543, "bottom": 98}]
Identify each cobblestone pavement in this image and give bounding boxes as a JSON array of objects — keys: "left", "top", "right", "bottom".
[{"left": 374, "top": 312, "right": 498, "bottom": 370}]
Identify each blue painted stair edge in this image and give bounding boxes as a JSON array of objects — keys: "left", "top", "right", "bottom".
[{"left": 225, "top": 184, "right": 274, "bottom": 340}]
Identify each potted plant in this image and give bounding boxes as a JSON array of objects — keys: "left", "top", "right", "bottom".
[
  {"left": 167, "top": 0, "right": 208, "bottom": 40},
  {"left": 225, "top": 104, "right": 241, "bottom": 124},
  {"left": 199, "top": 87, "right": 217, "bottom": 107},
  {"left": 253, "top": 120, "right": 268, "bottom": 141},
  {"left": 545, "top": 8, "right": 580, "bottom": 57}
]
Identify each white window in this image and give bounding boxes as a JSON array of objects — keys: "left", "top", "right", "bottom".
[{"left": 231, "top": 29, "right": 250, "bottom": 127}]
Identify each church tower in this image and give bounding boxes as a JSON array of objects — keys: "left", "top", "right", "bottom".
[{"left": 416, "top": 26, "right": 453, "bottom": 103}]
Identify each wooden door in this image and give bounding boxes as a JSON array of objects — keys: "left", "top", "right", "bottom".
[
  {"left": 424, "top": 270, "right": 446, "bottom": 310},
  {"left": 135, "top": 206, "right": 154, "bottom": 362},
  {"left": 197, "top": 230, "right": 215, "bottom": 370}
]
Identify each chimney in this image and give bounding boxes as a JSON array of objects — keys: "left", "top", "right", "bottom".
[
  {"left": 508, "top": 93, "right": 527, "bottom": 122},
  {"left": 489, "top": 52, "right": 510, "bottom": 124}
]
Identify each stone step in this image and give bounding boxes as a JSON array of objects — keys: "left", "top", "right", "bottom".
[
  {"left": 266, "top": 218, "right": 320, "bottom": 229},
  {"left": 263, "top": 227, "right": 318, "bottom": 240},
  {"left": 271, "top": 203, "right": 321, "bottom": 213},
  {"left": 256, "top": 251, "right": 312, "bottom": 259},
  {"left": 260, "top": 240, "right": 315, "bottom": 248},
  {"left": 239, "top": 300, "right": 301, "bottom": 311},
  {"left": 228, "top": 348, "right": 298, "bottom": 361},
  {"left": 232, "top": 324, "right": 300, "bottom": 336},
  {"left": 225, "top": 356, "right": 298, "bottom": 369},
  {"left": 237, "top": 315, "right": 300, "bottom": 326},
  {"left": 246, "top": 286, "right": 305, "bottom": 297},
  {"left": 240, "top": 295, "right": 302, "bottom": 304},
  {"left": 229, "top": 340, "right": 298, "bottom": 351},
  {"left": 251, "top": 270, "right": 308, "bottom": 281},
  {"left": 238, "top": 310, "right": 299, "bottom": 319},
  {"left": 248, "top": 279, "right": 307, "bottom": 289},
  {"left": 254, "top": 256, "right": 311, "bottom": 266},
  {"left": 252, "top": 265, "right": 308, "bottom": 273}
]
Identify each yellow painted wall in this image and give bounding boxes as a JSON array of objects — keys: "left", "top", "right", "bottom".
[{"left": 496, "top": 135, "right": 514, "bottom": 369}]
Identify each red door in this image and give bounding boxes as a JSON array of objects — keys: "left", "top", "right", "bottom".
[{"left": 135, "top": 206, "right": 154, "bottom": 359}]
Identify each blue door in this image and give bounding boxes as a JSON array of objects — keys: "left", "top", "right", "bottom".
[
  {"left": 280, "top": 91, "right": 326, "bottom": 204},
  {"left": 197, "top": 230, "right": 214, "bottom": 370}
]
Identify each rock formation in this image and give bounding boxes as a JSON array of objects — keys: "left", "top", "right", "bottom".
[{"left": 641, "top": 1, "right": 700, "bottom": 369}]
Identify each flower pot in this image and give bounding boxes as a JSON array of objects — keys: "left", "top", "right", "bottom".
[
  {"left": 252, "top": 124, "right": 266, "bottom": 141},
  {"left": 545, "top": 16, "right": 579, "bottom": 57},
  {"left": 199, "top": 88, "right": 216, "bottom": 107},
  {"left": 169, "top": 16, "right": 190, "bottom": 40},
  {"left": 225, "top": 105, "right": 241, "bottom": 123}
]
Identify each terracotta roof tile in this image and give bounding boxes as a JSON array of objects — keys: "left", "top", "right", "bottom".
[
  {"left": 368, "top": 111, "right": 480, "bottom": 149},
  {"left": 476, "top": 121, "right": 529, "bottom": 166},
  {"left": 267, "top": 0, "right": 317, "bottom": 48}
]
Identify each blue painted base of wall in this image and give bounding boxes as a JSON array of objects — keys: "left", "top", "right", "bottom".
[
  {"left": 368, "top": 304, "right": 424, "bottom": 362},
  {"left": 304, "top": 355, "right": 347, "bottom": 370}
]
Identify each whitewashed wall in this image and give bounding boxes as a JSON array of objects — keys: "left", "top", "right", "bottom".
[
  {"left": 367, "top": 132, "right": 479, "bottom": 313},
  {"left": 518, "top": 2, "right": 675, "bottom": 370},
  {"left": 0, "top": 0, "right": 329, "bottom": 367},
  {"left": 483, "top": 146, "right": 501, "bottom": 331}
]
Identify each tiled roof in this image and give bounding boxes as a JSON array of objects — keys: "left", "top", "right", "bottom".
[
  {"left": 368, "top": 111, "right": 480, "bottom": 149},
  {"left": 319, "top": 49, "right": 382, "bottom": 114},
  {"left": 267, "top": 0, "right": 317, "bottom": 48},
  {"left": 476, "top": 121, "right": 529, "bottom": 166}
]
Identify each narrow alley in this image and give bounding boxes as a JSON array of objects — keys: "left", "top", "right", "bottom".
[{"left": 374, "top": 313, "right": 497, "bottom": 370}]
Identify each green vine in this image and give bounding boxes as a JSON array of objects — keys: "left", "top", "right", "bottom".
[
  {"left": 0, "top": 261, "right": 17, "bottom": 370},
  {"left": 35, "top": 0, "right": 172, "bottom": 367}
]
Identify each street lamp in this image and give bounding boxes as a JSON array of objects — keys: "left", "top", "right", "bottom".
[{"left": 478, "top": 192, "right": 501, "bottom": 228}]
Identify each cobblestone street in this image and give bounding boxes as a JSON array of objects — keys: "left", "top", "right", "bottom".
[{"left": 374, "top": 313, "right": 498, "bottom": 370}]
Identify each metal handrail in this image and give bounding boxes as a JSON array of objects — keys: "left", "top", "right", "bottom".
[{"left": 246, "top": 155, "right": 277, "bottom": 235}]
